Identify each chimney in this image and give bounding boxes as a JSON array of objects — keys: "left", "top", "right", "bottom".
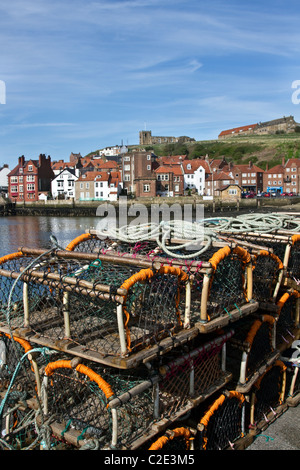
[
  {"left": 248, "top": 160, "right": 253, "bottom": 168},
  {"left": 18, "top": 155, "right": 25, "bottom": 168},
  {"left": 265, "top": 163, "right": 269, "bottom": 171},
  {"left": 282, "top": 157, "right": 285, "bottom": 166}
]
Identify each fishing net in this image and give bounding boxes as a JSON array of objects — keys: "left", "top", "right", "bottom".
[
  {"left": 250, "top": 360, "right": 286, "bottom": 428},
  {"left": 197, "top": 390, "right": 245, "bottom": 450}
]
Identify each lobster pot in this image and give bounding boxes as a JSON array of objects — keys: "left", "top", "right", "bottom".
[
  {"left": 197, "top": 391, "right": 246, "bottom": 450},
  {"left": 147, "top": 427, "right": 195, "bottom": 451},
  {"left": 42, "top": 359, "right": 159, "bottom": 449},
  {"left": 280, "top": 342, "right": 300, "bottom": 406},
  {"left": 275, "top": 291, "right": 300, "bottom": 350},
  {"left": 226, "top": 315, "right": 277, "bottom": 390},
  {"left": 0, "top": 252, "right": 41, "bottom": 328},
  {"left": 0, "top": 333, "right": 36, "bottom": 395},
  {"left": 0, "top": 333, "right": 41, "bottom": 446},
  {"left": 192, "top": 245, "right": 255, "bottom": 332},
  {"left": 156, "top": 332, "right": 234, "bottom": 420},
  {"left": 250, "top": 360, "right": 287, "bottom": 429},
  {"left": 251, "top": 250, "right": 284, "bottom": 303},
  {"left": 66, "top": 232, "right": 163, "bottom": 258},
  {"left": 285, "top": 234, "right": 300, "bottom": 287},
  {"left": 0, "top": 249, "right": 192, "bottom": 367}
]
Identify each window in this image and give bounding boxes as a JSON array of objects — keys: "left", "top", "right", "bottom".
[
  {"left": 27, "top": 175, "right": 35, "bottom": 182},
  {"left": 251, "top": 173, "right": 256, "bottom": 177},
  {"left": 28, "top": 165, "right": 33, "bottom": 171},
  {"left": 147, "top": 165, "right": 151, "bottom": 170},
  {"left": 86, "top": 182, "right": 89, "bottom": 189},
  {"left": 11, "top": 185, "right": 18, "bottom": 193},
  {"left": 124, "top": 165, "right": 130, "bottom": 171},
  {"left": 124, "top": 175, "right": 130, "bottom": 181},
  {"left": 147, "top": 155, "right": 151, "bottom": 160},
  {"left": 80, "top": 192, "right": 84, "bottom": 199},
  {"left": 242, "top": 173, "right": 247, "bottom": 177},
  {"left": 175, "top": 184, "right": 179, "bottom": 192},
  {"left": 143, "top": 184, "right": 150, "bottom": 192},
  {"left": 11, "top": 176, "right": 18, "bottom": 183},
  {"left": 80, "top": 183, "right": 83, "bottom": 189},
  {"left": 292, "top": 168, "right": 296, "bottom": 172},
  {"left": 19, "top": 168, "right": 23, "bottom": 174},
  {"left": 292, "top": 174, "right": 296, "bottom": 179},
  {"left": 27, "top": 183, "right": 35, "bottom": 191},
  {"left": 19, "top": 176, "right": 23, "bottom": 183},
  {"left": 124, "top": 156, "right": 130, "bottom": 161},
  {"left": 19, "top": 185, "right": 23, "bottom": 192},
  {"left": 229, "top": 189, "right": 237, "bottom": 195}
]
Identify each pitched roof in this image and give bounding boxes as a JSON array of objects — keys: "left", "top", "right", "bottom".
[
  {"left": 182, "top": 159, "right": 211, "bottom": 173},
  {"left": 285, "top": 158, "right": 300, "bottom": 168},
  {"left": 265, "top": 164, "right": 284, "bottom": 174},
  {"left": 218, "top": 124, "right": 257, "bottom": 137},
  {"left": 78, "top": 171, "right": 110, "bottom": 182},
  {"left": 206, "top": 171, "right": 233, "bottom": 182}
]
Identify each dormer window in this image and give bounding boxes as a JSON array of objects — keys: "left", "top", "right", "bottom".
[
  {"left": 28, "top": 165, "right": 33, "bottom": 171},
  {"left": 187, "top": 164, "right": 191, "bottom": 170}
]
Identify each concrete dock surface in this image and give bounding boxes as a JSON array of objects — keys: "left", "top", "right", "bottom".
[{"left": 247, "top": 404, "right": 300, "bottom": 450}]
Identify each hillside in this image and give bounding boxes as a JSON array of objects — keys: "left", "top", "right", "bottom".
[{"left": 87, "top": 133, "right": 300, "bottom": 170}]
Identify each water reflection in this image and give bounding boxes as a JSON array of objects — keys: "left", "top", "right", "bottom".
[{"left": 0, "top": 216, "right": 100, "bottom": 258}]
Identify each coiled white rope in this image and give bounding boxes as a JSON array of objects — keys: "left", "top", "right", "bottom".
[{"left": 96, "top": 212, "right": 300, "bottom": 259}]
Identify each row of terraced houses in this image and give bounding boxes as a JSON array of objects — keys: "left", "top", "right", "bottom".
[{"left": 5, "top": 150, "right": 300, "bottom": 202}]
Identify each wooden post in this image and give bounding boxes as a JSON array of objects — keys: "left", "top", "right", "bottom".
[
  {"left": 23, "top": 282, "right": 29, "bottom": 328},
  {"left": 63, "top": 292, "right": 71, "bottom": 338},
  {"left": 200, "top": 272, "right": 211, "bottom": 322},
  {"left": 116, "top": 303, "right": 127, "bottom": 356}
]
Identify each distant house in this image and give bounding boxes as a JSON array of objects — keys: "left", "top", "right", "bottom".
[
  {"left": 181, "top": 159, "right": 210, "bottom": 195},
  {"left": 155, "top": 165, "right": 184, "bottom": 196},
  {"left": 284, "top": 158, "right": 300, "bottom": 194},
  {"left": 220, "top": 184, "right": 242, "bottom": 201},
  {"left": 51, "top": 168, "right": 78, "bottom": 199},
  {"left": 205, "top": 171, "right": 234, "bottom": 197},
  {"left": 75, "top": 171, "right": 122, "bottom": 201},
  {"left": 0, "top": 164, "right": 10, "bottom": 194},
  {"left": 8, "top": 154, "right": 54, "bottom": 202}
]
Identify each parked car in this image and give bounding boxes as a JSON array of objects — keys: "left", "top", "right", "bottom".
[
  {"left": 281, "top": 192, "right": 289, "bottom": 197},
  {"left": 287, "top": 192, "right": 295, "bottom": 196},
  {"left": 245, "top": 193, "right": 255, "bottom": 198},
  {"left": 262, "top": 192, "right": 271, "bottom": 197}
]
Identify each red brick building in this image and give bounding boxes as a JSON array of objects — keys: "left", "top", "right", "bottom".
[
  {"left": 8, "top": 154, "right": 54, "bottom": 202},
  {"left": 121, "top": 151, "right": 158, "bottom": 196}
]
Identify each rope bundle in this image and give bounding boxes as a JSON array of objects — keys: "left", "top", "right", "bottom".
[{"left": 95, "top": 213, "right": 300, "bottom": 259}]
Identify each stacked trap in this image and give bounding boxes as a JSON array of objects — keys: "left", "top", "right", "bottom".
[{"left": 0, "top": 212, "right": 299, "bottom": 450}]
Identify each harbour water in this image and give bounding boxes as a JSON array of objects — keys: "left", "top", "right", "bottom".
[{"left": 0, "top": 215, "right": 101, "bottom": 258}]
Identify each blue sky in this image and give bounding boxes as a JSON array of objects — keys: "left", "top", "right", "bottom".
[{"left": 0, "top": 0, "right": 300, "bottom": 167}]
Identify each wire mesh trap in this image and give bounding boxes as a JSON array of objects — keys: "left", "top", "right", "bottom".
[
  {"left": 67, "top": 232, "right": 258, "bottom": 332},
  {"left": 249, "top": 360, "right": 287, "bottom": 431},
  {"left": 0, "top": 248, "right": 198, "bottom": 368},
  {"left": 275, "top": 290, "right": 300, "bottom": 351},
  {"left": 197, "top": 390, "right": 246, "bottom": 450},
  {"left": 226, "top": 314, "right": 278, "bottom": 391},
  {"left": 38, "top": 332, "right": 233, "bottom": 450},
  {"left": 251, "top": 250, "right": 284, "bottom": 303}
]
